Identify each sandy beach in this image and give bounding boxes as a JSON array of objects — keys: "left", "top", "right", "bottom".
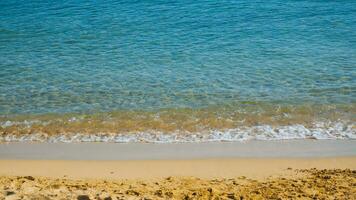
[
  {"left": 0, "top": 157, "right": 355, "bottom": 180},
  {"left": 0, "top": 140, "right": 355, "bottom": 199},
  {"left": 1, "top": 0, "right": 355, "bottom": 199},
  {"left": 0, "top": 158, "right": 355, "bottom": 199}
]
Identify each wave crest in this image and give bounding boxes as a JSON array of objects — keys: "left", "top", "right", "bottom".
[{"left": 1, "top": 121, "right": 354, "bottom": 143}]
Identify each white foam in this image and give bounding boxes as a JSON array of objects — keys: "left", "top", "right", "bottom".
[
  {"left": 0, "top": 121, "right": 354, "bottom": 143},
  {"left": 0, "top": 119, "right": 53, "bottom": 128}
]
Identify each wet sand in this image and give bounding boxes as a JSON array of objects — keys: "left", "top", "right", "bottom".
[{"left": 1, "top": 140, "right": 355, "bottom": 160}]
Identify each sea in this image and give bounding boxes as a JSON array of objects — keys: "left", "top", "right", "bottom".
[{"left": 0, "top": 0, "right": 355, "bottom": 142}]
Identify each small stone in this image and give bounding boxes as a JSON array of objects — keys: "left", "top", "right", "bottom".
[
  {"left": 165, "top": 191, "right": 173, "bottom": 198},
  {"left": 24, "top": 176, "right": 35, "bottom": 181},
  {"left": 154, "top": 190, "right": 163, "bottom": 197},
  {"left": 183, "top": 194, "right": 190, "bottom": 200},
  {"left": 77, "top": 195, "right": 90, "bottom": 200},
  {"left": 5, "top": 191, "right": 15, "bottom": 196},
  {"left": 253, "top": 190, "right": 260, "bottom": 194},
  {"left": 227, "top": 193, "right": 236, "bottom": 199},
  {"left": 126, "top": 190, "right": 139, "bottom": 196}
]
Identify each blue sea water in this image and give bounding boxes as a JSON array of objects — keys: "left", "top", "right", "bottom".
[
  {"left": 0, "top": 0, "right": 355, "bottom": 115},
  {"left": 0, "top": 1, "right": 355, "bottom": 142}
]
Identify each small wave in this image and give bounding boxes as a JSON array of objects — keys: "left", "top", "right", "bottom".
[
  {"left": 0, "top": 122, "right": 354, "bottom": 143},
  {"left": 0, "top": 120, "right": 52, "bottom": 128}
]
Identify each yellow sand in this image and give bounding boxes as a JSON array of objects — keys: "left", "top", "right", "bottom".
[
  {"left": 0, "top": 157, "right": 355, "bottom": 199},
  {"left": 0, "top": 157, "right": 355, "bottom": 179},
  {"left": 1, "top": 169, "right": 356, "bottom": 199}
]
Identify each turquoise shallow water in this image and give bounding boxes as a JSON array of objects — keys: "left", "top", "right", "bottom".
[
  {"left": 0, "top": 0, "right": 355, "bottom": 115},
  {"left": 0, "top": 1, "right": 355, "bottom": 142}
]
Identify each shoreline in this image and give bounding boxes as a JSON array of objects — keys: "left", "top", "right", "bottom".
[{"left": 0, "top": 140, "right": 355, "bottom": 160}]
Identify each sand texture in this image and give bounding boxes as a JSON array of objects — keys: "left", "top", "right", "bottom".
[
  {"left": 1, "top": 157, "right": 356, "bottom": 180},
  {"left": 0, "top": 168, "right": 355, "bottom": 200},
  {"left": 0, "top": 145, "right": 355, "bottom": 199}
]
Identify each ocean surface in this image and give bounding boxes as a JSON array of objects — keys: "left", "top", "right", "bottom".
[{"left": 0, "top": 0, "right": 355, "bottom": 142}]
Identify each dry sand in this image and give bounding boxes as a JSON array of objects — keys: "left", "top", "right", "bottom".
[
  {"left": 0, "top": 169, "right": 355, "bottom": 200},
  {"left": 0, "top": 157, "right": 355, "bottom": 199},
  {"left": 0, "top": 157, "right": 355, "bottom": 180}
]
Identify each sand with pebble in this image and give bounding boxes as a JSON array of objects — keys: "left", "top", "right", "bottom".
[{"left": 1, "top": 169, "right": 355, "bottom": 200}]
